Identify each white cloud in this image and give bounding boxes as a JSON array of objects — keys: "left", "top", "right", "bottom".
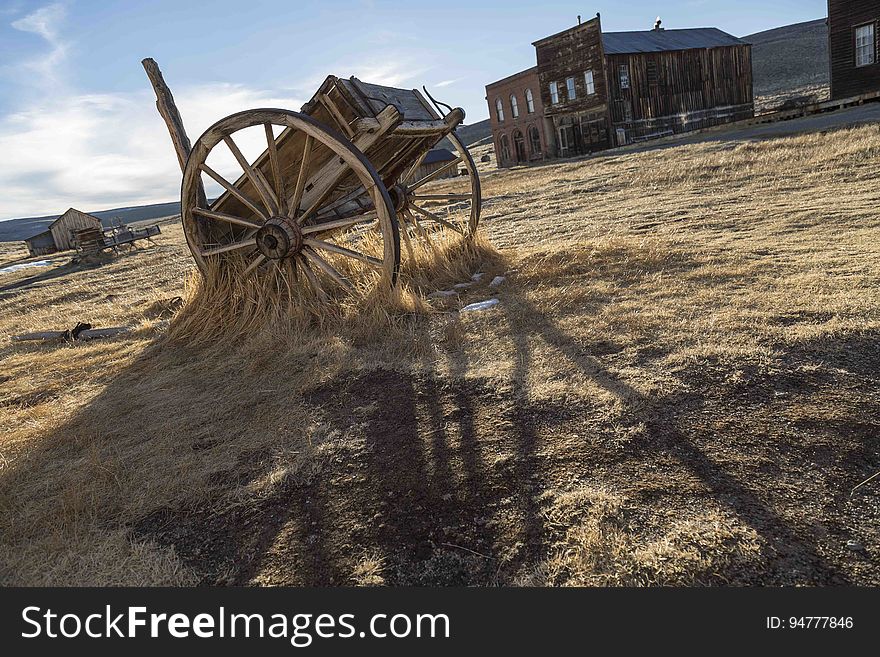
[
  {"left": 0, "top": 83, "right": 305, "bottom": 219},
  {"left": 10, "top": 3, "right": 68, "bottom": 87},
  {"left": 433, "top": 78, "right": 462, "bottom": 88}
]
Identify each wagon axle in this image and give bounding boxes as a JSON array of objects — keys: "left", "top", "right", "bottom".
[{"left": 255, "top": 216, "right": 303, "bottom": 260}]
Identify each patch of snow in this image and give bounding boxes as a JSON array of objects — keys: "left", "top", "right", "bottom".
[
  {"left": 461, "top": 298, "right": 499, "bottom": 313},
  {"left": 453, "top": 282, "right": 473, "bottom": 289},
  {"left": 0, "top": 260, "right": 53, "bottom": 275},
  {"left": 489, "top": 275, "right": 506, "bottom": 287},
  {"left": 471, "top": 272, "right": 485, "bottom": 282}
]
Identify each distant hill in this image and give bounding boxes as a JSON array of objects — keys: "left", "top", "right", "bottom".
[
  {"left": 0, "top": 201, "right": 181, "bottom": 242},
  {"left": 746, "top": 18, "right": 829, "bottom": 103},
  {"left": 455, "top": 119, "right": 491, "bottom": 146}
]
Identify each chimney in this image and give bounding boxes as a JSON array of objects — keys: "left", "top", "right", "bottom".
[
  {"left": 654, "top": 16, "right": 664, "bottom": 31},
  {"left": 577, "top": 15, "right": 581, "bottom": 25}
]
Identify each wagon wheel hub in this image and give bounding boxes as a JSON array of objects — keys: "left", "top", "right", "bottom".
[
  {"left": 255, "top": 215, "right": 303, "bottom": 259},
  {"left": 388, "top": 184, "right": 410, "bottom": 213}
]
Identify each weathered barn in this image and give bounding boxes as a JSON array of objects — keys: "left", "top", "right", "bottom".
[
  {"left": 828, "top": 0, "right": 880, "bottom": 100},
  {"left": 486, "top": 14, "right": 754, "bottom": 165},
  {"left": 49, "top": 208, "right": 103, "bottom": 251},
  {"left": 24, "top": 230, "right": 57, "bottom": 257},
  {"left": 406, "top": 148, "right": 460, "bottom": 183}
]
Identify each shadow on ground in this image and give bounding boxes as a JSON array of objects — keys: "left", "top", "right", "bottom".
[{"left": 4, "top": 250, "right": 879, "bottom": 586}]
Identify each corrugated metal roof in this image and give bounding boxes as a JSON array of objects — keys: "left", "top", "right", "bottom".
[
  {"left": 602, "top": 28, "right": 746, "bottom": 54},
  {"left": 423, "top": 148, "right": 456, "bottom": 164}
]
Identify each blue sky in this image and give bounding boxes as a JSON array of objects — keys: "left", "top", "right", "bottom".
[{"left": 0, "top": 0, "right": 828, "bottom": 219}]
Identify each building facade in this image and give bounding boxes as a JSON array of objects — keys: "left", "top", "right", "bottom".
[
  {"left": 828, "top": 0, "right": 880, "bottom": 100},
  {"left": 486, "top": 14, "right": 754, "bottom": 166},
  {"left": 49, "top": 208, "right": 103, "bottom": 251},
  {"left": 485, "top": 67, "right": 550, "bottom": 167}
]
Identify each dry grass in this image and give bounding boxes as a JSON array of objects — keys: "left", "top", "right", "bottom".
[{"left": 2, "top": 122, "right": 879, "bottom": 586}]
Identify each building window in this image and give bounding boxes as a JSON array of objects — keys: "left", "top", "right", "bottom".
[
  {"left": 647, "top": 61, "right": 659, "bottom": 86},
  {"left": 584, "top": 70, "right": 595, "bottom": 95},
  {"left": 510, "top": 94, "right": 519, "bottom": 119},
  {"left": 529, "top": 125, "right": 542, "bottom": 154},
  {"left": 619, "top": 64, "right": 630, "bottom": 90},
  {"left": 499, "top": 134, "right": 511, "bottom": 163},
  {"left": 526, "top": 88, "right": 535, "bottom": 113},
  {"left": 856, "top": 23, "right": 876, "bottom": 67},
  {"left": 495, "top": 98, "right": 504, "bottom": 122},
  {"left": 550, "top": 81, "right": 559, "bottom": 104},
  {"left": 566, "top": 77, "right": 576, "bottom": 100}
]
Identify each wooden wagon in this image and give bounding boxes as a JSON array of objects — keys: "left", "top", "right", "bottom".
[{"left": 144, "top": 60, "right": 481, "bottom": 301}]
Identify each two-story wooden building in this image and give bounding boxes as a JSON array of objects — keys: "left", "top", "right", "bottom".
[
  {"left": 486, "top": 14, "right": 754, "bottom": 165},
  {"left": 828, "top": 0, "right": 880, "bottom": 100}
]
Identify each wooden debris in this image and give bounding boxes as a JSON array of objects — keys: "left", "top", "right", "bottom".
[{"left": 12, "top": 323, "right": 131, "bottom": 343}]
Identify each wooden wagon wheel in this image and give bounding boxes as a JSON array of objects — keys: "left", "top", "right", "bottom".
[
  {"left": 181, "top": 109, "right": 400, "bottom": 299},
  {"left": 391, "top": 131, "right": 481, "bottom": 253}
]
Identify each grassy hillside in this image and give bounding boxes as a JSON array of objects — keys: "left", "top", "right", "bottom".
[
  {"left": 746, "top": 18, "right": 830, "bottom": 111},
  {"left": 2, "top": 119, "right": 879, "bottom": 586}
]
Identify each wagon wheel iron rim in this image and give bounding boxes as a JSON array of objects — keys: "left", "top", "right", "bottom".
[
  {"left": 395, "top": 131, "right": 482, "bottom": 250},
  {"left": 181, "top": 109, "right": 400, "bottom": 301}
]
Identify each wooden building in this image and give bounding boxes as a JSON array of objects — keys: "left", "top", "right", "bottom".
[
  {"left": 24, "top": 230, "right": 57, "bottom": 256},
  {"left": 828, "top": 0, "right": 880, "bottom": 100},
  {"left": 487, "top": 14, "right": 753, "bottom": 165},
  {"left": 48, "top": 208, "right": 103, "bottom": 251},
  {"left": 406, "top": 148, "right": 460, "bottom": 183}
]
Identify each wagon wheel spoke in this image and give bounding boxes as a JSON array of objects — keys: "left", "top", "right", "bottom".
[
  {"left": 296, "top": 163, "right": 358, "bottom": 229},
  {"left": 409, "top": 156, "right": 463, "bottom": 190},
  {"left": 303, "top": 237, "right": 384, "bottom": 268},
  {"left": 223, "top": 134, "right": 278, "bottom": 215},
  {"left": 301, "top": 211, "right": 377, "bottom": 236},
  {"left": 192, "top": 207, "right": 263, "bottom": 229},
  {"left": 400, "top": 221, "right": 416, "bottom": 260},
  {"left": 410, "top": 193, "right": 473, "bottom": 202},
  {"left": 264, "top": 123, "right": 287, "bottom": 216},
  {"left": 291, "top": 134, "right": 314, "bottom": 220},
  {"left": 302, "top": 246, "right": 353, "bottom": 290},
  {"left": 405, "top": 208, "right": 432, "bottom": 247},
  {"left": 409, "top": 202, "right": 464, "bottom": 234},
  {"left": 297, "top": 254, "right": 328, "bottom": 301},
  {"left": 404, "top": 148, "right": 430, "bottom": 183},
  {"left": 201, "top": 164, "right": 269, "bottom": 221},
  {"left": 243, "top": 253, "right": 267, "bottom": 276},
  {"left": 201, "top": 237, "right": 257, "bottom": 257}
]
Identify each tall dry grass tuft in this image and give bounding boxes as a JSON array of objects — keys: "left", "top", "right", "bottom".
[{"left": 168, "top": 231, "right": 506, "bottom": 348}]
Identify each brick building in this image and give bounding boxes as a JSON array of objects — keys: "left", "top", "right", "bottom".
[
  {"left": 485, "top": 67, "right": 550, "bottom": 167},
  {"left": 486, "top": 14, "right": 753, "bottom": 166}
]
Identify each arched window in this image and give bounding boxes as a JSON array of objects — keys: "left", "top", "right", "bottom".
[
  {"left": 525, "top": 88, "right": 535, "bottom": 113},
  {"left": 495, "top": 98, "right": 504, "bottom": 122},
  {"left": 499, "top": 134, "right": 511, "bottom": 164},
  {"left": 510, "top": 94, "right": 519, "bottom": 119},
  {"left": 529, "top": 125, "right": 542, "bottom": 155}
]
